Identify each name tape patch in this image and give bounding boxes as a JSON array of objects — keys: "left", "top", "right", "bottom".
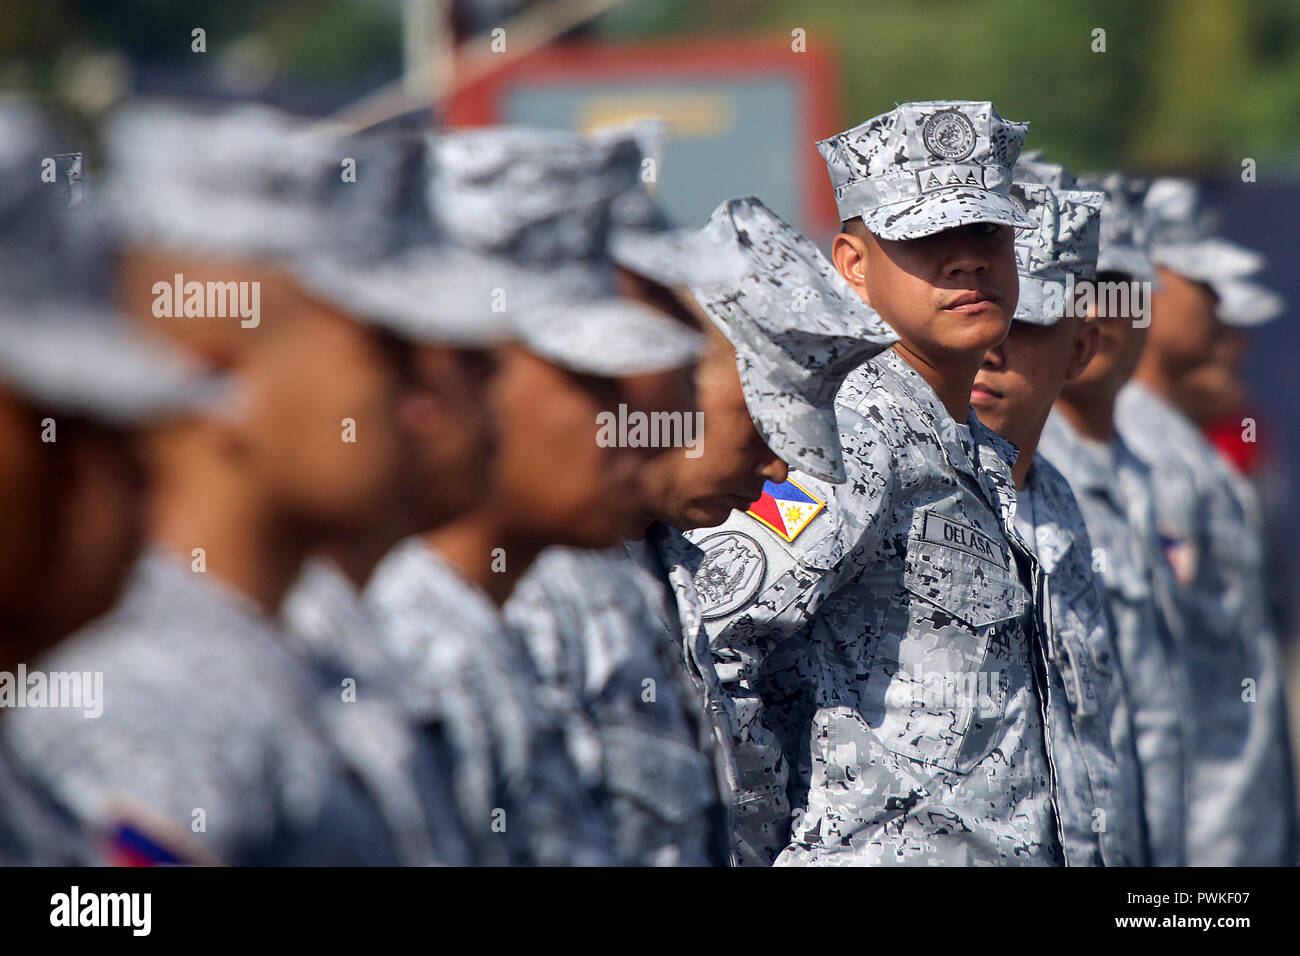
[{"left": 920, "top": 512, "right": 1009, "bottom": 569}]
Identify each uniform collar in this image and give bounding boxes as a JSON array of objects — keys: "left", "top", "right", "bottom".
[
  {"left": 1117, "top": 380, "right": 1203, "bottom": 450},
  {"left": 369, "top": 536, "right": 504, "bottom": 638},
  {"left": 874, "top": 348, "right": 989, "bottom": 481},
  {"left": 1041, "top": 410, "right": 1114, "bottom": 497}
]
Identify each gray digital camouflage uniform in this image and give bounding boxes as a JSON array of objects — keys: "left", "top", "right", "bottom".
[
  {"left": 1039, "top": 412, "right": 1190, "bottom": 866},
  {"left": 999, "top": 171, "right": 1146, "bottom": 865},
  {"left": 644, "top": 195, "right": 899, "bottom": 865},
  {"left": 5, "top": 551, "right": 402, "bottom": 864},
  {"left": 676, "top": 349, "right": 1063, "bottom": 866},
  {"left": 365, "top": 538, "right": 614, "bottom": 866},
  {"left": 0, "top": 741, "right": 90, "bottom": 865},
  {"left": 281, "top": 559, "right": 475, "bottom": 866},
  {"left": 505, "top": 546, "right": 728, "bottom": 866},
  {"left": 1015, "top": 455, "right": 1147, "bottom": 866},
  {"left": 1116, "top": 382, "right": 1296, "bottom": 865}
]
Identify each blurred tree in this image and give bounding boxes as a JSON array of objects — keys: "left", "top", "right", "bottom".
[{"left": 596, "top": 0, "right": 1300, "bottom": 176}]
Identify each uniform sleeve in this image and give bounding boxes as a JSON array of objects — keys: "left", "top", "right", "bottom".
[{"left": 693, "top": 399, "right": 896, "bottom": 649}]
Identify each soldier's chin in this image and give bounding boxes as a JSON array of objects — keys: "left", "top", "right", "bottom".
[{"left": 680, "top": 497, "right": 737, "bottom": 530}]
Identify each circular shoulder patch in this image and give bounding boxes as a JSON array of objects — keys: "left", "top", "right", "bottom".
[
  {"left": 692, "top": 530, "right": 767, "bottom": 620},
  {"left": 922, "top": 109, "right": 977, "bottom": 162}
]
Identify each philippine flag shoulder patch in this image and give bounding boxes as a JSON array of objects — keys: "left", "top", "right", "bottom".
[{"left": 745, "top": 478, "right": 825, "bottom": 543}]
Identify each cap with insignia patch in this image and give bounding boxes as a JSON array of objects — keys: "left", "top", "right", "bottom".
[
  {"left": 690, "top": 196, "right": 897, "bottom": 483},
  {"left": 816, "top": 100, "right": 1035, "bottom": 240}
]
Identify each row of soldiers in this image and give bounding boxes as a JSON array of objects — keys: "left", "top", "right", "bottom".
[{"left": 0, "top": 94, "right": 1292, "bottom": 865}]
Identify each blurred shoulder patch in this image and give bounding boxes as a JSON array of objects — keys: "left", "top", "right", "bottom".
[
  {"left": 693, "top": 530, "right": 766, "bottom": 620},
  {"left": 745, "top": 479, "right": 825, "bottom": 543},
  {"left": 102, "top": 797, "right": 223, "bottom": 866}
]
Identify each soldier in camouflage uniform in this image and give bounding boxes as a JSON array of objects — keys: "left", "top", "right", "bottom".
[
  {"left": 673, "top": 101, "right": 1083, "bottom": 865},
  {"left": 504, "top": 123, "right": 752, "bottom": 866},
  {"left": 1039, "top": 170, "right": 1191, "bottom": 866},
  {"left": 279, "top": 130, "right": 523, "bottom": 866},
  {"left": 5, "top": 101, "right": 457, "bottom": 864},
  {"left": 641, "top": 195, "right": 896, "bottom": 865},
  {"left": 0, "top": 102, "right": 216, "bottom": 865},
  {"left": 365, "top": 126, "right": 704, "bottom": 865},
  {"left": 1115, "top": 178, "right": 1296, "bottom": 865},
  {"left": 969, "top": 161, "right": 1147, "bottom": 864}
]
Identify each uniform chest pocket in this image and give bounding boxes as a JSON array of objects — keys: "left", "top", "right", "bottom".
[{"left": 879, "top": 510, "right": 1031, "bottom": 774}]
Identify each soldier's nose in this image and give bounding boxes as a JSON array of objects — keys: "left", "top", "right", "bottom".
[{"left": 761, "top": 456, "right": 789, "bottom": 485}]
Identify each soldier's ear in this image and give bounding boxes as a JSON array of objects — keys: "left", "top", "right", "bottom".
[
  {"left": 831, "top": 232, "right": 871, "bottom": 304},
  {"left": 1065, "top": 317, "right": 1101, "bottom": 382}
]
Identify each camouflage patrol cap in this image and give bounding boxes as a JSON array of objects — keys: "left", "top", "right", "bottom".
[
  {"left": 564, "top": 118, "right": 751, "bottom": 291},
  {"left": 104, "top": 100, "right": 348, "bottom": 260},
  {"left": 428, "top": 125, "right": 639, "bottom": 264},
  {"left": 1010, "top": 178, "right": 1104, "bottom": 326},
  {"left": 1142, "top": 177, "right": 1263, "bottom": 283},
  {"left": 1014, "top": 155, "right": 1078, "bottom": 190},
  {"left": 690, "top": 196, "right": 898, "bottom": 483},
  {"left": 427, "top": 126, "right": 702, "bottom": 376},
  {"left": 1076, "top": 171, "right": 1157, "bottom": 282},
  {"left": 292, "top": 130, "right": 512, "bottom": 348},
  {"left": 1212, "top": 276, "right": 1284, "bottom": 327},
  {"left": 816, "top": 100, "right": 1035, "bottom": 240},
  {"left": 105, "top": 101, "right": 511, "bottom": 348},
  {"left": 0, "top": 99, "right": 218, "bottom": 426}
]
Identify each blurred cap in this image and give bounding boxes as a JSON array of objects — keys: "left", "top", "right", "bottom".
[
  {"left": 1142, "top": 177, "right": 1263, "bottom": 283},
  {"left": 293, "top": 130, "right": 511, "bottom": 348},
  {"left": 1013, "top": 155, "right": 1078, "bottom": 190},
  {"left": 0, "top": 307, "right": 220, "bottom": 427},
  {"left": 1212, "top": 276, "right": 1284, "bottom": 327},
  {"left": 1010, "top": 179, "right": 1104, "bottom": 326},
  {"left": 0, "top": 98, "right": 219, "bottom": 426},
  {"left": 104, "top": 100, "right": 347, "bottom": 261},
  {"left": 105, "top": 100, "right": 512, "bottom": 349},
  {"left": 691, "top": 196, "right": 898, "bottom": 483},
  {"left": 817, "top": 100, "right": 1035, "bottom": 240},
  {"left": 427, "top": 125, "right": 638, "bottom": 264},
  {"left": 1076, "top": 171, "right": 1157, "bottom": 283},
  {"left": 423, "top": 125, "right": 703, "bottom": 376}
]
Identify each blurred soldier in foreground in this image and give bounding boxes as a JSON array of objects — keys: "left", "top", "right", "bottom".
[
  {"left": 969, "top": 160, "right": 1145, "bottom": 864},
  {"left": 1115, "top": 178, "right": 1296, "bottom": 865},
  {"left": 279, "top": 130, "right": 514, "bottom": 866},
  {"left": 1039, "top": 171, "right": 1192, "bottom": 866},
  {"left": 503, "top": 122, "right": 749, "bottom": 866},
  {"left": 365, "top": 126, "right": 703, "bottom": 865},
  {"left": 0, "top": 101, "right": 215, "bottom": 864},
  {"left": 5, "top": 101, "right": 460, "bottom": 864}
]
